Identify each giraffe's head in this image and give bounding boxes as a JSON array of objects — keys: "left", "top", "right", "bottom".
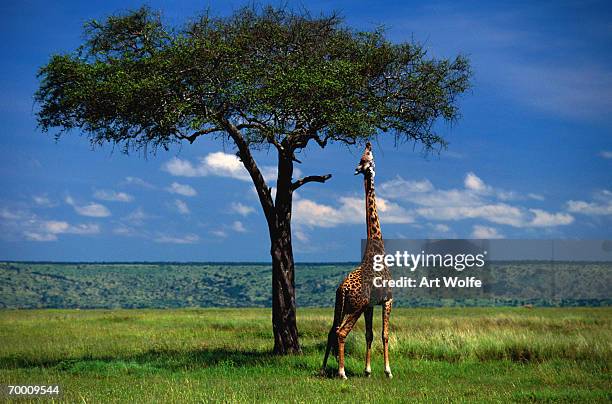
[{"left": 354, "top": 142, "right": 375, "bottom": 177}]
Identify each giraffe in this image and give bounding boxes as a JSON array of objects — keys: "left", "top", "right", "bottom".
[{"left": 321, "top": 142, "right": 393, "bottom": 379}]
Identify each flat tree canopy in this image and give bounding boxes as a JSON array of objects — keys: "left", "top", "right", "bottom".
[
  {"left": 36, "top": 5, "right": 470, "bottom": 153},
  {"left": 35, "top": 5, "right": 471, "bottom": 354}
]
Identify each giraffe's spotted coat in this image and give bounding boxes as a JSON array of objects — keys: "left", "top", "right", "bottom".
[{"left": 321, "top": 142, "right": 393, "bottom": 379}]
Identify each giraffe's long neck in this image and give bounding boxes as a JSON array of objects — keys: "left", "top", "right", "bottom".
[{"left": 364, "top": 175, "right": 382, "bottom": 240}]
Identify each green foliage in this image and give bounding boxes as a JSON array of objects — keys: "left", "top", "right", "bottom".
[
  {"left": 0, "top": 308, "right": 610, "bottom": 402},
  {"left": 34, "top": 5, "right": 471, "bottom": 153},
  {"left": 0, "top": 262, "right": 609, "bottom": 309}
]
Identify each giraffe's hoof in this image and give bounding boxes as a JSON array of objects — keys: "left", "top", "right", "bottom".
[
  {"left": 385, "top": 371, "right": 394, "bottom": 379},
  {"left": 364, "top": 369, "right": 372, "bottom": 377},
  {"left": 338, "top": 371, "right": 348, "bottom": 380}
]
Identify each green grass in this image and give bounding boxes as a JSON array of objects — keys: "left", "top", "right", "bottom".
[{"left": 0, "top": 307, "right": 610, "bottom": 402}]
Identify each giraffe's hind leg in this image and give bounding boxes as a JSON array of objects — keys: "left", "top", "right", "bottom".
[
  {"left": 382, "top": 298, "right": 393, "bottom": 378},
  {"left": 336, "top": 308, "right": 364, "bottom": 380},
  {"left": 364, "top": 306, "right": 374, "bottom": 377}
]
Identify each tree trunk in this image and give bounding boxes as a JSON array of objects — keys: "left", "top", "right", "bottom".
[
  {"left": 224, "top": 120, "right": 301, "bottom": 354},
  {"left": 270, "top": 150, "right": 301, "bottom": 354},
  {"left": 271, "top": 225, "right": 300, "bottom": 354}
]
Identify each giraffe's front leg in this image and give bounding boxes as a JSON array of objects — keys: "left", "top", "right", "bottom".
[
  {"left": 364, "top": 306, "right": 374, "bottom": 377},
  {"left": 382, "top": 299, "right": 393, "bottom": 378}
]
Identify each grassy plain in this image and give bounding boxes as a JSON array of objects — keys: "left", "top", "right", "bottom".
[{"left": 0, "top": 307, "right": 610, "bottom": 402}]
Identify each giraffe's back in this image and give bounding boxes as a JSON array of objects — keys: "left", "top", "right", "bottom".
[{"left": 339, "top": 265, "right": 392, "bottom": 308}]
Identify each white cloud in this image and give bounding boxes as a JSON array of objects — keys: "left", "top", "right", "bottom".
[
  {"left": 599, "top": 151, "right": 612, "bottom": 159},
  {"left": 431, "top": 223, "right": 450, "bottom": 233},
  {"left": 205, "top": 152, "right": 253, "bottom": 180},
  {"left": 112, "top": 218, "right": 161, "bottom": 239},
  {"left": 113, "top": 225, "right": 138, "bottom": 237},
  {"left": 123, "top": 176, "right": 156, "bottom": 189},
  {"left": 163, "top": 157, "right": 206, "bottom": 177},
  {"left": 292, "top": 170, "right": 570, "bottom": 233},
  {"left": 528, "top": 209, "right": 574, "bottom": 227},
  {"left": 231, "top": 220, "right": 247, "bottom": 233},
  {"left": 0, "top": 208, "right": 22, "bottom": 220},
  {"left": 94, "top": 190, "right": 134, "bottom": 202},
  {"left": 465, "top": 173, "right": 526, "bottom": 202},
  {"left": 378, "top": 177, "right": 433, "bottom": 197},
  {"left": 207, "top": 219, "right": 249, "bottom": 239},
  {"left": 112, "top": 209, "right": 153, "bottom": 238},
  {"left": 379, "top": 175, "right": 572, "bottom": 229},
  {"left": 24, "top": 231, "right": 58, "bottom": 241},
  {"left": 65, "top": 196, "right": 111, "bottom": 218},
  {"left": 567, "top": 201, "right": 612, "bottom": 216},
  {"left": 210, "top": 229, "right": 228, "bottom": 238},
  {"left": 43, "top": 220, "right": 70, "bottom": 234},
  {"left": 375, "top": 197, "right": 416, "bottom": 224},
  {"left": 42, "top": 220, "right": 99, "bottom": 236},
  {"left": 75, "top": 203, "right": 110, "bottom": 218},
  {"left": 293, "top": 198, "right": 347, "bottom": 228},
  {"left": 527, "top": 193, "right": 545, "bottom": 201},
  {"left": 293, "top": 229, "right": 309, "bottom": 242},
  {"left": 416, "top": 203, "right": 525, "bottom": 226},
  {"left": 567, "top": 190, "right": 612, "bottom": 216},
  {"left": 154, "top": 233, "right": 199, "bottom": 244},
  {"left": 380, "top": 178, "right": 482, "bottom": 208},
  {"left": 23, "top": 220, "right": 99, "bottom": 242},
  {"left": 33, "top": 195, "right": 55, "bottom": 207},
  {"left": 496, "top": 190, "right": 518, "bottom": 201},
  {"left": 464, "top": 172, "right": 488, "bottom": 192},
  {"left": 163, "top": 152, "right": 277, "bottom": 182},
  {"left": 166, "top": 182, "right": 197, "bottom": 197},
  {"left": 471, "top": 225, "right": 504, "bottom": 239},
  {"left": 231, "top": 202, "right": 255, "bottom": 217},
  {"left": 293, "top": 195, "right": 413, "bottom": 228},
  {"left": 174, "top": 199, "right": 190, "bottom": 215},
  {"left": 123, "top": 207, "right": 148, "bottom": 225},
  {"left": 65, "top": 223, "right": 99, "bottom": 235}
]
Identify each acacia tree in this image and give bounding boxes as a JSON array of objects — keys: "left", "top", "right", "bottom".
[{"left": 35, "top": 6, "right": 470, "bottom": 354}]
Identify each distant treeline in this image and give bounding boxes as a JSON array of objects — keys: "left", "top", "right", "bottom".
[{"left": 0, "top": 262, "right": 609, "bottom": 309}]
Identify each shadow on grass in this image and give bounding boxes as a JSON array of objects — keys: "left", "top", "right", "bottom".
[
  {"left": 0, "top": 346, "right": 372, "bottom": 379},
  {"left": 0, "top": 348, "right": 287, "bottom": 372}
]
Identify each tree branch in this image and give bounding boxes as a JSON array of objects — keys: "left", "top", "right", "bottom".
[
  {"left": 289, "top": 132, "right": 324, "bottom": 150},
  {"left": 176, "top": 127, "right": 222, "bottom": 144},
  {"left": 291, "top": 174, "right": 332, "bottom": 190},
  {"left": 220, "top": 117, "right": 276, "bottom": 228},
  {"left": 233, "top": 111, "right": 284, "bottom": 151}
]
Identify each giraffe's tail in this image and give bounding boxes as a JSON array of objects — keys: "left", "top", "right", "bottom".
[{"left": 322, "top": 287, "right": 345, "bottom": 373}]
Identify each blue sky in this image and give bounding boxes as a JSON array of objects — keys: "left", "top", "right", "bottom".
[{"left": 0, "top": 0, "right": 610, "bottom": 262}]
